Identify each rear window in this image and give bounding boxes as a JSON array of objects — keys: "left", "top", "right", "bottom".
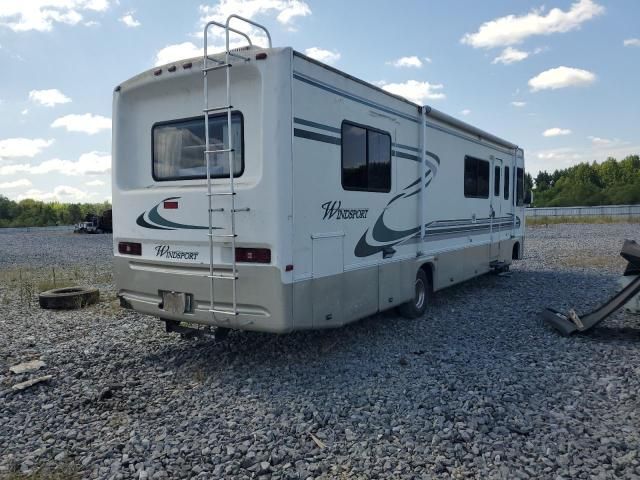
[{"left": 153, "top": 113, "right": 243, "bottom": 181}]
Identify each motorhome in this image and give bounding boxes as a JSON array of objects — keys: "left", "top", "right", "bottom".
[{"left": 112, "top": 15, "right": 526, "bottom": 334}]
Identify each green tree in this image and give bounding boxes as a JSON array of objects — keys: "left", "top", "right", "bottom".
[
  {"left": 531, "top": 155, "right": 640, "bottom": 207},
  {"left": 0, "top": 195, "right": 112, "bottom": 228}
]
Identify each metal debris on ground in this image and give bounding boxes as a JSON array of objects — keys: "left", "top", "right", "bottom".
[
  {"left": 9, "top": 360, "right": 46, "bottom": 374},
  {"left": 12, "top": 375, "right": 53, "bottom": 392}
]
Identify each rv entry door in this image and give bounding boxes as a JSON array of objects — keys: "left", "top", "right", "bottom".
[{"left": 490, "top": 158, "right": 503, "bottom": 261}]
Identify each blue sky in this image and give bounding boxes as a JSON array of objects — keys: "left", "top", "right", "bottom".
[{"left": 0, "top": 0, "right": 638, "bottom": 203}]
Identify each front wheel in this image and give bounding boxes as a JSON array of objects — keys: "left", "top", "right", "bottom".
[{"left": 397, "top": 269, "right": 430, "bottom": 319}]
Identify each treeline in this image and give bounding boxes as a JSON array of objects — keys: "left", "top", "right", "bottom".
[
  {"left": 533, "top": 155, "right": 640, "bottom": 207},
  {"left": 0, "top": 195, "right": 111, "bottom": 228}
]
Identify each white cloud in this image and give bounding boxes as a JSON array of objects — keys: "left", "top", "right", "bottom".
[
  {"left": 536, "top": 148, "right": 583, "bottom": 160},
  {"left": 51, "top": 113, "right": 111, "bottom": 135},
  {"left": 624, "top": 38, "right": 640, "bottom": 47},
  {"left": 0, "top": 178, "right": 31, "bottom": 189},
  {"left": 17, "top": 185, "right": 91, "bottom": 202},
  {"left": 198, "top": 0, "right": 310, "bottom": 48},
  {"left": 423, "top": 57, "right": 432, "bottom": 64},
  {"left": 377, "top": 80, "right": 445, "bottom": 104},
  {"left": 492, "top": 47, "right": 529, "bottom": 64},
  {"left": 120, "top": 12, "right": 140, "bottom": 28},
  {"left": 528, "top": 66, "right": 596, "bottom": 91},
  {"left": 154, "top": 42, "right": 202, "bottom": 66},
  {"left": 0, "top": 151, "right": 111, "bottom": 176},
  {"left": 543, "top": 127, "right": 572, "bottom": 137},
  {"left": 28, "top": 89, "right": 72, "bottom": 107},
  {"left": 511, "top": 101, "right": 527, "bottom": 107},
  {"left": 388, "top": 56, "right": 422, "bottom": 68},
  {"left": 275, "top": 0, "right": 311, "bottom": 23},
  {"left": 0, "top": 138, "right": 54, "bottom": 159},
  {"left": 21, "top": 109, "right": 29, "bottom": 115},
  {"left": 85, "top": 179, "right": 105, "bottom": 186},
  {"left": 588, "top": 135, "right": 613, "bottom": 145},
  {"left": 304, "top": 47, "right": 340, "bottom": 65},
  {"left": 0, "top": 0, "right": 110, "bottom": 32},
  {"left": 461, "top": 0, "right": 604, "bottom": 49},
  {"left": 460, "top": 109, "right": 471, "bottom": 116},
  {"left": 530, "top": 138, "right": 640, "bottom": 176},
  {"left": 199, "top": 0, "right": 310, "bottom": 27}
]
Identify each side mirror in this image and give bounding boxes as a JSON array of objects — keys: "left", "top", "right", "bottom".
[{"left": 524, "top": 190, "right": 532, "bottom": 206}]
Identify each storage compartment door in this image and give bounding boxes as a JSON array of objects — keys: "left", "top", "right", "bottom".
[
  {"left": 379, "top": 260, "right": 413, "bottom": 310},
  {"left": 311, "top": 233, "right": 344, "bottom": 327}
]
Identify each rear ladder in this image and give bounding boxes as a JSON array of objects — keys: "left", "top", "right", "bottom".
[{"left": 202, "top": 15, "right": 271, "bottom": 321}]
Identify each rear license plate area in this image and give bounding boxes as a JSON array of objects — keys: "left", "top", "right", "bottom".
[{"left": 161, "top": 291, "right": 193, "bottom": 314}]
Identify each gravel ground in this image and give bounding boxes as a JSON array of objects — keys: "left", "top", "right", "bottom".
[{"left": 1, "top": 224, "right": 640, "bottom": 479}]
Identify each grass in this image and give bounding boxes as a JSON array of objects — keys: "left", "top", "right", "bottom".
[
  {"left": 556, "top": 254, "right": 627, "bottom": 270},
  {"left": 527, "top": 215, "right": 640, "bottom": 226},
  {"left": 0, "top": 265, "right": 113, "bottom": 311},
  {"left": 1, "top": 462, "right": 81, "bottom": 480}
]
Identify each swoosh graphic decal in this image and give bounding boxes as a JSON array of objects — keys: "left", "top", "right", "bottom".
[
  {"left": 136, "top": 213, "right": 173, "bottom": 230},
  {"left": 136, "top": 197, "right": 216, "bottom": 231},
  {"left": 148, "top": 204, "right": 210, "bottom": 230},
  {"left": 372, "top": 210, "right": 421, "bottom": 242},
  {"left": 354, "top": 149, "right": 520, "bottom": 258},
  {"left": 355, "top": 165, "right": 433, "bottom": 257}
]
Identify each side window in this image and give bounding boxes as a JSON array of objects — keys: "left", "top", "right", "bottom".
[
  {"left": 516, "top": 167, "right": 524, "bottom": 206},
  {"left": 504, "top": 166, "right": 510, "bottom": 200},
  {"left": 341, "top": 124, "right": 367, "bottom": 189},
  {"left": 464, "top": 156, "right": 490, "bottom": 198},
  {"left": 494, "top": 166, "right": 501, "bottom": 196},
  {"left": 342, "top": 122, "right": 391, "bottom": 192}
]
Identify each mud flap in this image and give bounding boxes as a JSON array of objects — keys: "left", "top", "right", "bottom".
[{"left": 542, "top": 239, "right": 640, "bottom": 336}]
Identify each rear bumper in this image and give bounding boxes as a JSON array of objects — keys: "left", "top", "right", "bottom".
[{"left": 114, "top": 256, "right": 293, "bottom": 333}]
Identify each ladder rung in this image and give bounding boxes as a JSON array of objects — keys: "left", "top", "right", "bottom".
[
  {"left": 231, "top": 208, "right": 250, "bottom": 213},
  {"left": 227, "top": 52, "right": 250, "bottom": 61},
  {"left": 209, "top": 208, "right": 224, "bottom": 212},
  {"left": 205, "top": 148, "right": 234, "bottom": 154},
  {"left": 207, "top": 273, "right": 238, "bottom": 280},
  {"left": 203, "top": 63, "right": 232, "bottom": 72},
  {"left": 204, "top": 105, "right": 232, "bottom": 113},
  {"left": 208, "top": 233, "right": 237, "bottom": 238},
  {"left": 207, "top": 192, "right": 236, "bottom": 196},
  {"left": 209, "top": 308, "right": 239, "bottom": 316}
]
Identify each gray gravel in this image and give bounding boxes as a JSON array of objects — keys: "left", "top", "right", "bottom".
[{"left": 1, "top": 223, "right": 640, "bottom": 479}]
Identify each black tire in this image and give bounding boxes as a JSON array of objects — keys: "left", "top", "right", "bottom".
[
  {"left": 397, "top": 269, "right": 430, "bottom": 319},
  {"left": 39, "top": 287, "right": 100, "bottom": 310}
]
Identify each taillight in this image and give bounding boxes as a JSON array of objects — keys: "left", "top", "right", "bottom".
[
  {"left": 118, "top": 242, "right": 142, "bottom": 256},
  {"left": 235, "top": 248, "right": 271, "bottom": 263},
  {"left": 163, "top": 200, "right": 178, "bottom": 209}
]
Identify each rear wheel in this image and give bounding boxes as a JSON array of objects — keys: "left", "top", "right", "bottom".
[{"left": 398, "top": 269, "right": 430, "bottom": 319}]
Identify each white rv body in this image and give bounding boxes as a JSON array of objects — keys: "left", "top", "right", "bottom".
[{"left": 112, "top": 46, "right": 526, "bottom": 333}]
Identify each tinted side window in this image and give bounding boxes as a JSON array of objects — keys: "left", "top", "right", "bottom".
[
  {"left": 494, "top": 165, "right": 501, "bottom": 196},
  {"left": 367, "top": 130, "right": 391, "bottom": 192},
  {"left": 478, "top": 160, "right": 489, "bottom": 197},
  {"left": 464, "top": 156, "right": 490, "bottom": 198},
  {"left": 464, "top": 157, "right": 476, "bottom": 197},
  {"left": 504, "top": 166, "right": 510, "bottom": 200},
  {"left": 341, "top": 124, "right": 367, "bottom": 190},
  {"left": 342, "top": 122, "right": 391, "bottom": 192},
  {"left": 516, "top": 167, "right": 524, "bottom": 206}
]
